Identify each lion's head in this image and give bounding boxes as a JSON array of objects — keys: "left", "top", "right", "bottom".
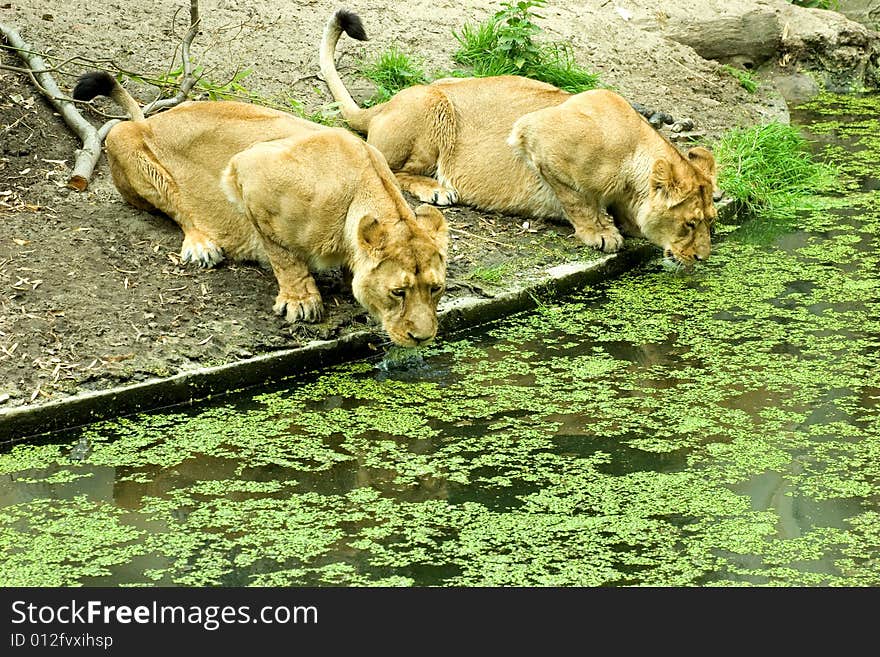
[
  {"left": 642, "top": 147, "right": 718, "bottom": 267},
  {"left": 351, "top": 203, "right": 449, "bottom": 347}
]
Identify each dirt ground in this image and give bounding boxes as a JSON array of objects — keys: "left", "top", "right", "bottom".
[{"left": 0, "top": 0, "right": 786, "bottom": 412}]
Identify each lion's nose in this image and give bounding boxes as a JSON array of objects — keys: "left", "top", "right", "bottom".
[{"left": 712, "top": 189, "right": 724, "bottom": 202}]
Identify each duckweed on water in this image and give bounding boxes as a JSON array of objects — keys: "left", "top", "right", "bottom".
[{"left": 1, "top": 95, "right": 880, "bottom": 586}]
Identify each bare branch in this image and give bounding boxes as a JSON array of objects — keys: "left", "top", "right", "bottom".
[
  {"left": 1, "top": 61, "right": 126, "bottom": 119},
  {"left": 143, "top": 0, "right": 201, "bottom": 114}
]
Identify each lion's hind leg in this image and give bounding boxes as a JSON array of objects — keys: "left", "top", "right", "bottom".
[
  {"left": 135, "top": 153, "right": 225, "bottom": 267},
  {"left": 518, "top": 143, "right": 623, "bottom": 252},
  {"left": 105, "top": 126, "right": 225, "bottom": 268},
  {"left": 367, "top": 87, "right": 459, "bottom": 207}
]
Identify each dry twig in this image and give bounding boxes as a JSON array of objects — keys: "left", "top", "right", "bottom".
[{"left": 144, "top": 0, "right": 201, "bottom": 115}]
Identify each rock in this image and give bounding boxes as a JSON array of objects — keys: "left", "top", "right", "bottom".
[
  {"left": 629, "top": 0, "right": 880, "bottom": 93},
  {"left": 630, "top": 0, "right": 783, "bottom": 67},
  {"left": 671, "top": 118, "right": 694, "bottom": 132},
  {"left": 769, "top": 71, "right": 821, "bottom": 105},
  {"left": 778, "top": 2, "right": 880, "bottom": 92},
  {"left": 836, "top": 0, "right": 880, "bottom": 31}
]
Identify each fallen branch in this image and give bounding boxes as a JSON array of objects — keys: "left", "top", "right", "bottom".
[
  {"left": 0, "top": 0, "right": 202, "bottom": 191},
  {"left": 0, "top": 21, "right": 105, "bottom": 190}
]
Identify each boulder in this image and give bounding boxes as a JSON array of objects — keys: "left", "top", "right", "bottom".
[
  {"left": 836, "top": 0, "right": 880, "bottom": 31},
  {"left": 631, "top": 0, "right": 783, "bottom": 67},
  {"left": 626, "top": 0, "right": 880, "bottom": 91},
  {"left": 778, "top": 3, "right": 880, "bottom": 91}
]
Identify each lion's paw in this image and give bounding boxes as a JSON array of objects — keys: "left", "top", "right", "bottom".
[
  {"left": 273, "top": 292, "right": 324, "bottom": 324},
  {"left": 430, "top": 187, "right": 459, "bottom": 206},
  {"left": 180, "top": 234, "right": 224, "bottom": 268},
  {"left": 575, "top": 227, "right": 624, "bottom": 254}
]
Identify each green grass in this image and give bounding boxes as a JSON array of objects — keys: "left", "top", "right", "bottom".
[
  {"left": 469, "top": 263, "right": 511, "bottom": 284},
  {"left": 452, "top": 0, "right": 600, "bottom": 93},
  {"left": 790, "top": 0, "right": 838, "bottom": 9},
  {"left": 357, "top": 0, "right": 600, "bottom": 102},
  {"left": 720, "top": 64, "right": 758, "bottom": 93},
  {"left": 715, "top": 122, "right": 838, "bottom": 220},
  {"left": 359, "top": 47, "right": 429, "bottom": 107},
  {"left": 133, "top": 65, "right": 255, "bottom": 102},
  {"left": 285, "top": 97, "right": 343, "bottom": 126}
]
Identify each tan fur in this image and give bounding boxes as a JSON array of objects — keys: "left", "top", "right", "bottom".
[
  {"left": 95, "top": 78, "right": 448, "bottom": 346},
  {"left": 102, "top": 99, "right": 321, "bottom": 267},
  {"left": 321, "top": 11, "right": 718, "bottom": 263}
]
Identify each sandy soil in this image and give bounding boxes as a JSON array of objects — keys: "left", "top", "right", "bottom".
[{"left": 0, "top": 0, "right": 786, "bottom": 413}]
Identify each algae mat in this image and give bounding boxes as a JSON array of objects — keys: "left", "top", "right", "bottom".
[{"left": 1, "top": 95, "right": 878, "bottom": 586}]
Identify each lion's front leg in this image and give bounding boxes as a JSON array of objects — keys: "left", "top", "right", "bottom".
[
  {"left": 544, "top": 178, "right": 623, "bottom": 254},
  {"left": 259, "top": 237, "right": 324, "bottom": 323},
  {"left": 394, "top": 173, "right": 459, "bottom": 206}
]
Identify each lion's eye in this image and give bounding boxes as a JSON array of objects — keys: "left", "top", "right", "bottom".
[
  {"left": 391, "top": 288, "right": 406, "bottom": 298},
  {"left": 685, "top": 220, "right": 697, "bottom": 230},
  {"left": 430, "top": 285, "right": 444, "bottom": 295}
]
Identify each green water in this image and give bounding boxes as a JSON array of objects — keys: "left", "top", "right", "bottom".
[{"left": 2, "top": 96, "right": 879, "bottom": 587}]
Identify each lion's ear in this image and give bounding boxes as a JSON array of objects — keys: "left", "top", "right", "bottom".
[
  {"left": 651, "top": 158, "right": 684, "bottom": 205},
  {"left": 357, "top": 214, "right": 386, "bottom": 258},
  {"left": 651, "top": 159, "right": 675, "bottom": 191},
  {"left": 687, "top": 147, "right": 717, "bottom": 180},
  {"left": 415, "top": 204, "right": 449, "bottom": 254}
]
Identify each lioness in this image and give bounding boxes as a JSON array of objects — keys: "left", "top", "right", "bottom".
[
  {"left": 221, "top": 136, "right": 448, "bottom": 346},
  {"left": 508, "top": 92, "right": 718, "bottom": 264},
  {"left": 321, "top": 9, "right": 718, "bottom": 265},
  {"left": 72, "top": 71, "right": 449, "bottom": 346}
]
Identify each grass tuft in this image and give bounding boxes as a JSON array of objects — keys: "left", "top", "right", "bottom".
[
  {"left": 720, "top": 64, "right": 758, "bottom": 94},
  {"left": 790, "top": 0, "right": 838, "bottom": 9},
  {"left": 359, "top": 47, "right": 429, "bottom": 107},
  {"left": 285, "top": 98, "right": 343, "bottom": 126},
  {"left": 469, "top": 263, "right": 511, "bottom": 284},
  {"left": 452, "top": 0, "right": 599, "bottom": 93},
  {"left": 356, "top": 1, "right": 599, "bottom": 104},
  {"left": 716, "top": 122, "right": 838, "bottom": 220}
]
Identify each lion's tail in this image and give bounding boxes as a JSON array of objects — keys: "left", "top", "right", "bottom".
[
  {"left": 320, "top": 8, "right": 373, "bottom": 133},
  {"left": 72, "top": 71, "right": 145, "bottom": 122}
]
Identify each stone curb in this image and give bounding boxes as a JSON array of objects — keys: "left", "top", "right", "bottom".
[{"left": 0, "top": 244, "right": 657, "bottom": 445}]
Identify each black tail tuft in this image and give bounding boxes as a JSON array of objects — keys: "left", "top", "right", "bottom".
[
  {"left": 336, "top": 8, "right": 367, "bottom": 41},
  {"left": 72, "top": 71, "right": 116, "bottom": 102}
]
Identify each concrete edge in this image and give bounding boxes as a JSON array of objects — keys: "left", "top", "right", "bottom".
[{"left": 0, "top": 244, "right": 657, "bottom": 445}]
